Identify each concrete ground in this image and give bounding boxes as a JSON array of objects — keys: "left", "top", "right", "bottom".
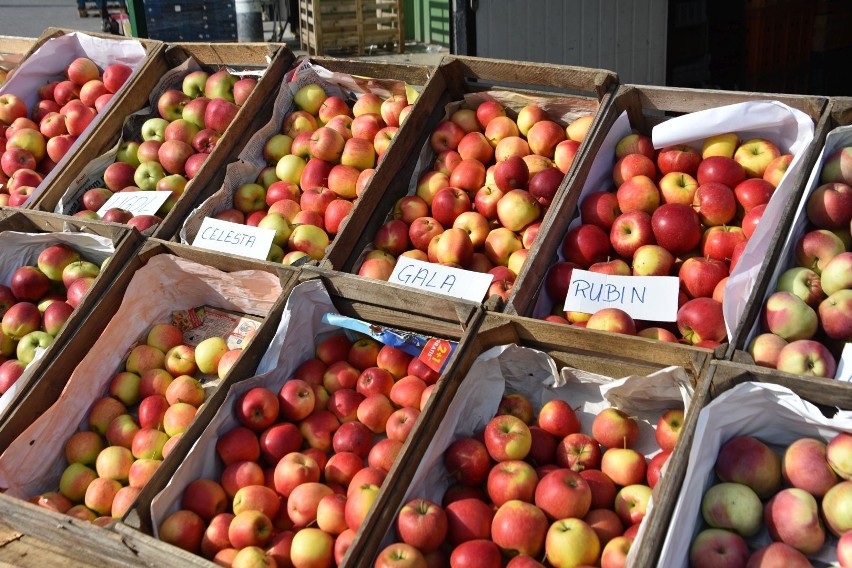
[{"left": 0, "top": 0, "right": 447, "bottom": 66}]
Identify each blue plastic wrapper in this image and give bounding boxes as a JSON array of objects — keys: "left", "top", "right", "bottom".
[{"left": 321, "top": 312, "right": 457, "bottom": 374}]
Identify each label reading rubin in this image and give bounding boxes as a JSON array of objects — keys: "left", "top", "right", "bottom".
[
  {"left": 564, "top": 269, "right": 679, "bottom": 322},
  {"left": 192, "top": 217, "right": 275, "bottom": 261},
  {"left": 388, "top": 256, "right": 493, "bottom": 303},
  {"left": 96, "top": 191, "right": 172, "bottom": 217}
]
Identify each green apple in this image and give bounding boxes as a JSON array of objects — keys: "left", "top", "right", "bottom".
[
  {"left": 275, "top": 154, "right": 306, "bottom": 185},
  {"left": 293, "top": 84, "right": 327, "bottom": 116},
  {"left": 195, "top": 336, "right": 228, "bottom": 374},
  {"left": 140, "top": 118, "right": 169, "bottom": 142},
  {"left": 257, "top": 213, "right": 293, "bottom": 247},
  {"left": 701, "top": 482, "right": 762, "bottom": 537}
]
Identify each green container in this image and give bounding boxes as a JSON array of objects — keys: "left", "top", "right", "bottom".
[{"left": 125, "top": 0, "right": 148, "bottom": 37}]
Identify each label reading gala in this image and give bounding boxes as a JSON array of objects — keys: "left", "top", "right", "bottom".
[
  {"left": 389, "top": 256, "right": 493, "bottom": 303},
  {"left": 564, "top": 269, "right": 679, "bottom": 322},
  {"left": 193, "top": 217, "right": 276, "bottom": 261}
]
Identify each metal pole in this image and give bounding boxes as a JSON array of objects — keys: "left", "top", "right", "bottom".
[
  {"left": 125, "top": 0, "right": 147, "bottom": 37},
  {"left": 236, "top": 0, "right": 264, "bottom": 42}
]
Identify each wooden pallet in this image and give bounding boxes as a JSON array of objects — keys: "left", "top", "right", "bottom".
[{"left": 298, "top": 0, "right": 404, "bottom": 55}]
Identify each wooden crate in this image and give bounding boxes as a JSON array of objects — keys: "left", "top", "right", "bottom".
[
  {"left": 727, "top": 96, "right": 850, "bottom": 370},
  {"left": 114, "top": 265, "right": 481, "bottom": 559},
  {"left": 0, "top": 35, "right": 36, "bottom": 55},
  {"left": 299, "top": 0, "right": 404, "bottom": 56},
  {"left": 176, "top": 56, "right": 434, "bottom": 253},
  {"left": 0, "top": 492, "right": 143, "bottom": 567},
  {"left": 655, "top": 359, "right": 852, "bottom": 566},
  {"left": 0, "top": 29, "right": 164, "bottom": 209},
  {"left": 503, "top": 84, "right": 828, "bottom": 358},
  {"left": 0, "top": 209, "right": 142, "bottom": 426},
  {"left": 346, "top": 312, "right": 713, "bottom": 566},
  {"left": 0, "top": 35, "right": 36, "bottom": 79},
  {"left": 31, "top": 41, "right": 295, "bottom": 243},
  {"left": 324, "top": 56, "right": 617, "bottom": 292},
  {"left": 0, "top": 237, "right": 299, "bottom": 519}
]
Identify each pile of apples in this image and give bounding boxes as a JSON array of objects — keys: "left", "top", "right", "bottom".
[
  {"left": 27, "top": 323, "right": 240, "bottom": 524},
  {"left": 359, "top": 100, "right": 594, "bottom": 300},
  {"left": 748, "top": 147, "right": 852, "bottom": 378},
  {"left": 0, "top": 242, "right": 103, "bottom": 394},
  {"left": 374, "top": 393, "right": 684, "bottom": 568},
  {"left": 542, "top": 131, "right": 794, "bottom": 347},
  {"left": 154, "top": 332, "right": 440, "bottom": 566},
  {"left": 689, "top": 433, "right": 852, "bottom": 567},
  {"left": 0, "top": 57, "right": 133, "bottom": 206},
  {"left": 73, "top": 68, "right": 256, "bottom": 231},
  {"left": 206, "top": 82, "right": 413, "bottom": 264}
]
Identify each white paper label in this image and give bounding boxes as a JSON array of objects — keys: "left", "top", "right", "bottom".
[
  {"left": 836, "top": 343, "right": 852, "bottom": 382},
  {"left": 564, "top": 269, "right": 680, "bottom": 322},
  {"left": 388, "top": 256, "right": 493, "bottom": 303},
  {"left": 191, "top": 217, "right": 276, "bottom": 261},
  {"left": 96, "top": 191, "right": 171, "bottom": 217}
]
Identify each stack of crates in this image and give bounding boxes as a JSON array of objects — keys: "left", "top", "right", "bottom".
[
  {"left": 144, "top": 0, "right": 238, "bottom": 42},
  {"left": 299, "top": 0, "right": 404, "bottom": 55}
]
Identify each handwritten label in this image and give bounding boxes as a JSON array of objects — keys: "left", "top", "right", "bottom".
[
  {"left": 564, "top": 269, "right": 679, "bottom": 322},
  {"left": 837, "top": 344, "right": 852, "bottom": 382},
  {"left": 192, "top": 217, "right": 275, "bottom": 261},
  {"left": 388, "top": 256, "right": 493, "bottom": 303},
  {"left": 96, "top": 191, "right": 171, "bottom": 217}
]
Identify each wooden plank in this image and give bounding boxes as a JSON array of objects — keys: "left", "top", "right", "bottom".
[
  {"left": 635, "top": 85, "right": 824, "bottom": 121},
  {"left": 344, "top": 311, "right": 712, "bottom": 565},
  {"left": 507, "top": 314, "right": 711, "bottom": 380},
  {"left": 0, "top": 35, "right": 36, "bottom": 56},
  {"left": 300, "top": 266, "right": 481, "bottom": 331},
  {"left": 710, "top": 359, "right": 852, "bottom": 411},
  {"left": 629, "top": 359, "right": 714, "bottom": 568},
  {"left": 0, "top": 494, "right": 143, "bottom": 568}
]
